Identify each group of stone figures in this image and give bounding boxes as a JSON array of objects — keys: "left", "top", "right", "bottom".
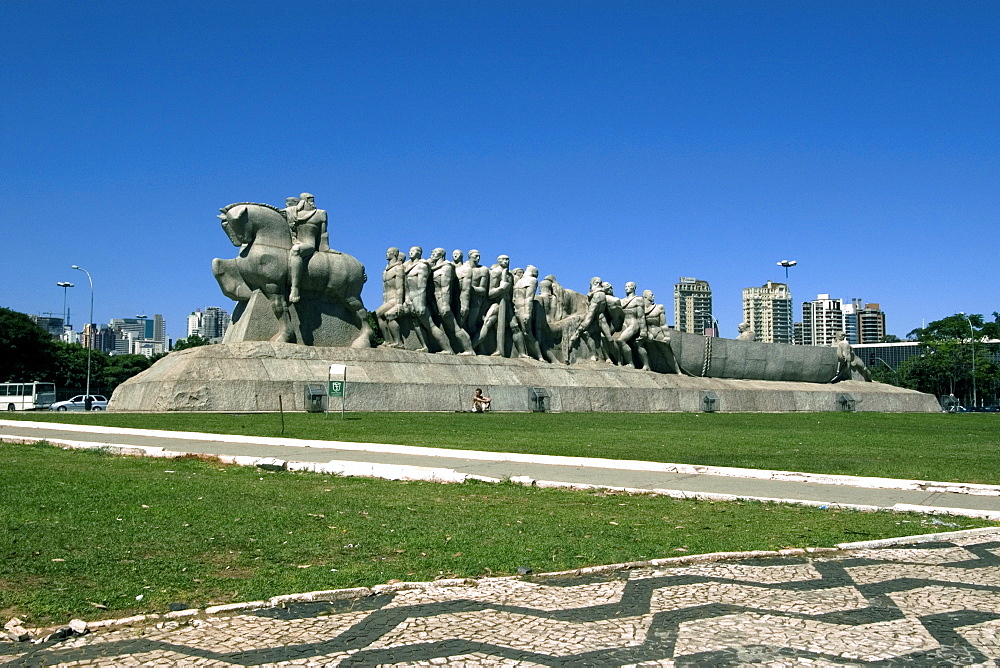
[
  {"left": 375, "top": 246, "right": 685, "bottom": 371},
  {"left": 211, "top": 196, "right": 871, "bottom": 381}
]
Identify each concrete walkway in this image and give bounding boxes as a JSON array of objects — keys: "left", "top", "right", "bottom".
[{"left": 3, "top": 419, "right": 1000, "bottom": 518}]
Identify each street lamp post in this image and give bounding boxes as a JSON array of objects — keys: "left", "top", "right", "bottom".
[
  {"left": 777, "top": 259, "right": 797, "bottom": 281},
  {"left": 777, "top": 261, "right": 797, "bottom": 344},
  {"left": 960, "top": 312, "right": 977, "bottom": 408},
  {"left": 872, "top": 356, "right": 899, "bottom": 383},
  {"left": 71, "top": 265, "right": 94, "bottom": 409},
  {"left": 697, "top": 311, "right": 720, "bottom": 338},
  {"left": 56, "top": 282, "right": 74, "bottom": 329}
]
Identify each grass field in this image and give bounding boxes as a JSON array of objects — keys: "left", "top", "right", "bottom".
[
  {"left": 6, "top": 411, "right": 1000, "bottom": 484},
  {"left": 2, "top": 440, "right": 993, "bottom": 626}
]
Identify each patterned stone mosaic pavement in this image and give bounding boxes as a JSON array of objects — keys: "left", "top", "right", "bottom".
[{"left": 3, "top": 528, "right": 1000, "bottom": 666}]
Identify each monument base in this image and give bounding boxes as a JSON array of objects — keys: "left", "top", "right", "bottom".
[{"left": 108, "top": 342, "right": 941, "bottom": 413}]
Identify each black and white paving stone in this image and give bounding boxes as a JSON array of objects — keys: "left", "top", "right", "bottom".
[{"left": 3, "top": 529, "right": 1000, "bottom": 667}]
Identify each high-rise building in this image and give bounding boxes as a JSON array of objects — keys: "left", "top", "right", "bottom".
[
  {"left": 674, "top": 277, "right": 714, "bottom": 335},
  {"left": 842, "top": 298, "right": 863, "bottom": 344},
  {"left": 187, "top": 311, "right": 202, "bottom": 337},
  {"left": 742, "top": 281, "right": 793, "bottom": 343},
  {"left": 109, "top": 314, "right": 167, "bottom": 357},
  {"left": 857, "top": 303, "right": 886, "bottom": 344},
  {"left": 29, "top": 315, "right": 65, "bottom": 338},
  {"left": 801, "top": 294, "right": 845, "bottom": 346},
  {"left": 82, "top": 323, "right": 116, "bottom": 353},
  {"left": 187, "top": 306, "right": 230, "bottom": 342}
]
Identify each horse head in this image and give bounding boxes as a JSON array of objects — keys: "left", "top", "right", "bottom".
[{"left": 219, "top": 204, "right": 251, "bottom": 247}]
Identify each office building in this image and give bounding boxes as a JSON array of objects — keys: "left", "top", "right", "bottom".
[
  {"left": 29, "top": 315, "right": 65, "bottom": 338},
  {"left": 801, "top": 294, "right": 845, "bottom": 346},
  {"left": 742, "top": 281, "right": 793, "bottom": 343},
  {"left": 82, "top": 323, "right": 116, "bottom": 353},
  {"left": 843, "top": 299, "right": 863, "bottom": 344},
  {"left": 187, "top": 306, "right": 231, "bottom": 342},
  {"left": 109, "top": 314, "right": 167, "bottom": 357},
  {"left": 674, "top": 277, "right": 714, "bottom": 335}
]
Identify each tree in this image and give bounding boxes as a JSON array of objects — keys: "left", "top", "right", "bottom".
[
  {"left": 172, "top": 334, "right": 212, "bottom": 351},
  {"left": 0, "top": 307, "right": 57, "bottom": 381},
  {"left": 900, "top": 312, "right": 999, "bottom": 406},
  {"left": 102, "top": 354, "right": 152, "bottom": 389},
  {"left": 366, "top": 311, "right": 383, "bottom": 346}
]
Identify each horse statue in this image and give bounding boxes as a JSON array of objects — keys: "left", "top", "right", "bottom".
[{"left": 212, "top": 202, "right": 371, "bottom": 347}]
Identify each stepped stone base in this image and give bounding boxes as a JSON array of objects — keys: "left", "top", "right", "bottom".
[{"left": 108, "top": 342, "right": 941, "bottom": 413}]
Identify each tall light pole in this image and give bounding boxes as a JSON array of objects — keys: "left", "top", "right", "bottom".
[
  {"left": 71, "top": 265, "right": 94, "bottom": 406},
  {"left": 697, "top": 310, "right": 720, "bottom": 338},
  {"left": 777, "top": 259, "right": 797, "bottom": 281},
  {"left": 56, "top": 282, "right": 74, "bottom": 328},
  {"left": 960, "top": 312, "right": 977, "bottom": 408},
  {"left": 777, "top": 261, "right": 798, "bottom": 344}
]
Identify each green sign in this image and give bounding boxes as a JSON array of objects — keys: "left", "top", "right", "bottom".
[{"left": 328, "top": 380, "right": 345, "bottom": 397}]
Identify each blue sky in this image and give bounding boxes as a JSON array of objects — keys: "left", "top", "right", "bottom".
[{"left": 3, "top": 1, "right": 997, "bottom": 343}]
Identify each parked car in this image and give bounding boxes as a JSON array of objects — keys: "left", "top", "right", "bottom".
[{"left": 49, "top": 395, "right": 108, "bottom": 411}]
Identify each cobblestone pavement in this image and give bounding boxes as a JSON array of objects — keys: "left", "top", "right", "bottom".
[{"left": 3, "top": 529, "right": 1000, "bottom": 666}]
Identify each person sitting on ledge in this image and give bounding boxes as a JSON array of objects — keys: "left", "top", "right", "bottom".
[{"left": 472, "top": 388, "right": 492, "bottom": 413}]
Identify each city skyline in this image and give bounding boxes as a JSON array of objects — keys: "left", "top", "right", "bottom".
[{"left": 3, "top": 2, "right": 997, "bottom": 342}]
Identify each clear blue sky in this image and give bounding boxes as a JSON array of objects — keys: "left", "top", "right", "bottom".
[{"left": 3, "top": 1, "right": 997, "bottom": 343}]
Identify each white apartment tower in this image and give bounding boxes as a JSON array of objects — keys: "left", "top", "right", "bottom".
[
  {"left": 742, "top": 281, "right": 793, "bottom": 343},
  {"left": 674, "top": 277, "right": 714, "bottom": 335},
  {"left": 801, "top": 294, "right": 845, "bottom": 346}
]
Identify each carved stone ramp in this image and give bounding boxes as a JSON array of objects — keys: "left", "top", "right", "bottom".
[
  {"left": 4, "top": 528, "right": 1000, "bottom": 665},
  {"left": 3, "top": 420, "right": 999, "bottom": 520},
  {"left": 107, "top": 342, "right": 940, "bottom": 413}
]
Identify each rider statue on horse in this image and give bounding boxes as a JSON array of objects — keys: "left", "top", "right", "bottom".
[{"left": 213, "top": 196, "right": 371, "bottom": 348}]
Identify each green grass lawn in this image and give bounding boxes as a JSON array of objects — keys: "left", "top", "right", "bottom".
[
  {"left": 6, "top": 411, "right": 1000, "bottom": 484},
  {"left": 1, "top": 440, "right": 993, "bottom": 626}
]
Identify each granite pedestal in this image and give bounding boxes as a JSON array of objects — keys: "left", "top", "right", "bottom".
[{"left": 108, "top": 343, "right": 940, "bottom": 413}]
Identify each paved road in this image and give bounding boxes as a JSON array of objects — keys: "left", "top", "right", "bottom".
[
  {"left": 3, "top": 528, "right": 1000, "bottom": 666},
  {"left": 3, "top": 420, "right": 1000, "bottom": 517}
]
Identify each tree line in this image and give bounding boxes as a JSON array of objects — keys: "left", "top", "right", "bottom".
[
  {"left": 868, "top": 312, "right": 1000, "bottom": 407},
  {"left": 0, "top": 307, "right": 210, "bottom": 397}
]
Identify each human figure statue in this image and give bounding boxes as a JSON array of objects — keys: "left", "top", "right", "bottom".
[
  {"left": 283, "top": 196, "right": 300, "bottom": 240},
  {"left": 642, "top": 290, "right": 669, "bottom": 341},
  {"left": 640, "top": 289, "right": 683, "bottom": 374},
  {"left": 430, "top": 248, "right": 475, "bottom": 355},
  {"left": 286, "top": 193, "right": 329, "bottom": 303},
  {"left": 474, "top": 254, "right": 519, "bottom": 356},
  {"left": 375, "top": 247, "right": 406, "bottom": 348},
  {"left": 602, "top": 282, "right": 624, "bottom": 364},
  {"left": 462, "top": 250, "right": 490, "bottom": 339},
  {"left": 452, "top": 250, "right": 471, "bottom": 327},
  {"left": 833, "top": 331, "right": 872, "bottom": 382},
  {"left": 614, "top": 282, "right": 650, "bottom": 369},
  {"left": 736, "top": 322, "right": 755, "bottom": 341},
  {"left": 513, "top": 265, "right": 544, "bottom": 360},
  {"left": 569, "top": 277, "right": 617, "bottom": 363},
  {"left": 402, "top": 246, "right": 451, "bottom": 353}
]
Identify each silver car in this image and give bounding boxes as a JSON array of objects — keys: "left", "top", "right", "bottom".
[{"left": 50, "top": 395, "right": 108, "bottom": 411}]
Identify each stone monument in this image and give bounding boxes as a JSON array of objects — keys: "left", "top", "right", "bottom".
[
  {"left": 108, "top": 194, "right": 940, "bottom": 413},
  {"left": 212, "top": 197, "right": 371, "bottom": 348}
]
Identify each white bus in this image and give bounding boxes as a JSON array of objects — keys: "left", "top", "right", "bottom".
[{"left": 1, "top": 382, "right": 57, "bottom": 411}]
